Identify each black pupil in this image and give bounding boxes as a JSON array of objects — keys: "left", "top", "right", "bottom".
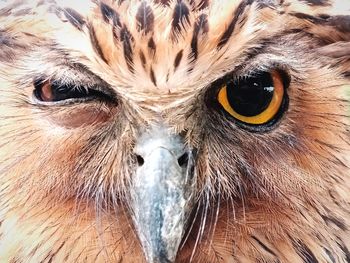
[{"left": 226, "top": 72, "right": 274, "bottom": 117}]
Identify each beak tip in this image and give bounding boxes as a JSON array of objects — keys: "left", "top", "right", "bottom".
[
  {"left": 136, "top": 220, "right": 184, "bottom": 263},
  {"left": 144, "top": 249, "right": 176, "bottom": 263}
]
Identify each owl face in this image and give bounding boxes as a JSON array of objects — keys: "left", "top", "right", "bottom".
[{"left": 0, "top": 0, "right": 349, "bottom": 262}]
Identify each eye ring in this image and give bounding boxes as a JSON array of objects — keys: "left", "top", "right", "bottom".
[{"left": 217, "top": 70, "right": 287, "bottom": 126}]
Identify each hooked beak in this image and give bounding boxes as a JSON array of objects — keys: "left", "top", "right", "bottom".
[{"left": 131, "top": 127, "right": 196, "bottom": 263}]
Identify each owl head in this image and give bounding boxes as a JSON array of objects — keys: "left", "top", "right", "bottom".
[{"left": 0, "top": 0, "right": 349, "bottom": 262}]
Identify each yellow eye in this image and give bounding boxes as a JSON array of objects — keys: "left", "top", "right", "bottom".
[{"left": 217, "top": 70, "right": 285, "bottom": 125}]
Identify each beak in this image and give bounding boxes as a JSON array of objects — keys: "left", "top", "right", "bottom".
[{"left": 131, "top": 126, "right": 196, "bottom": 263}]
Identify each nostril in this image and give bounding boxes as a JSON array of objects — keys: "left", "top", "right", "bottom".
[
  {"left": 177, "top": 152, "right": 189, "bottom": 168},
  {"left": 136, "top": 155, "right": 144, "bottom": 166}
]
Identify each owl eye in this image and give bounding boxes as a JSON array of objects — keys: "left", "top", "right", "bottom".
[
  {"left": 217, "top": 70, "right": 286, "bottom": 126},
  {"left": 33, "top": 79, "right": 108, "bottom": 103}
]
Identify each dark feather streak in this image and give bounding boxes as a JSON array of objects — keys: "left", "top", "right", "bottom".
[
  {"left": 252, "top": 236, "right": 278, "bottom": 257},
  {"left": 172, "top": 1, "right": 191, "bottom": 34},
  {"left": 301, "top": 0, "right": 329, "bottom": 6},
  {"left": 197, "top": 0, "right": 209, "bottom": 10},
  {"left": 0, "top": 31, "right": 12, "bottom": 46},
  {"left": 217, "top": 0, "right": 254, "bottom": 49},
  {"left": 120, "top": 26, "right": 134, "bottom": 72},
  {"left": 150, "top": 67, "right": 157, "bottom": 86},
  {"left": 327, "top": 15, "right": 350, "bottom": 33},
  {"left": 100, "top": 3, "right": 122, "bottom": 41},
  {"left": 42, "top": 241, "right": 66, "bottom": 263},
  {"left": 136, "top": 1, "right": 154, "bottom": 34},
  {"left": 139, "top": 50, "right": 147, "bottom": 69},
  {"left": 63, "top": 8, "right": 85, "bottom": 31},
  {"left": 100, "top": 2, "right": 121, "bottom": 27},
  {"left": 148, "top": 37, "right": 156, "bottom": 56},
  {"left": 291, "top": 12, "right": 350, "bottom": 33},
  {"left": 337, "top": 242, "right": 350, "bottom": 262},
  {"left": 174, "top": 49, "right": 183, "bottom": 70},
  {"left": 154, "top": 0, "right": 171, "bottom": 6},
  {"left": 293, "top": 240, "right": 319, "bottom": 263},
  {"left": 88, "top": 24, "right": 108, "bottom": 64},
  {"left": 190, "top": 14, "right": 208, "bottom": 62},
  {"left": 189, "top": 0, "right": 209, "bottom": 11},
  {"left": 321, "top": 214, "right": 348, "bottom": 231}
]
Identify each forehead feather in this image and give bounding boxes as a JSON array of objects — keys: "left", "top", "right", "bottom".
[
  {"left": 1, "top": 0, "right": 347, "bottom": 97},
  {"left": 47, "top": 0, "right": 267, "bottom": 91}
]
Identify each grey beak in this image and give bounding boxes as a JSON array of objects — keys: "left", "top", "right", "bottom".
[{"left": 131, "top": 127, "right": 196, "bottom": 263}]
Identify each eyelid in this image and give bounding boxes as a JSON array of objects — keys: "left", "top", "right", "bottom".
[
  {"left": 35, "top": 71, "right": 117, "bottom": 97},
  {"left": 33, "top": 78, "right": 117, "bottom": 105}
]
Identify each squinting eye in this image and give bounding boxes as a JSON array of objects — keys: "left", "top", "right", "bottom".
[
  {"left": 33, "top": 79, "right": 107, "bottom": 103},
  {"left": 217, "top": 70, "right": 286, "bottom": 126}
]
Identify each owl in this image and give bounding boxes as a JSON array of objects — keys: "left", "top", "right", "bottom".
[{"left": 0, "top": 0, "right": 349, "bottom": 262}]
